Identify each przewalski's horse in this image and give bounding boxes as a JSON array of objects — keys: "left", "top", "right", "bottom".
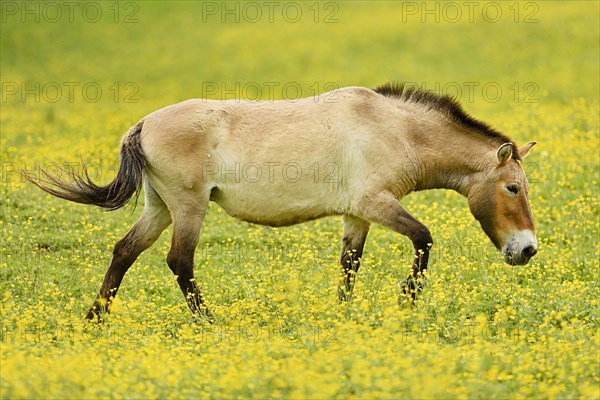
[{"left": 27, "top": 83, "right": 538, "bottom": 322}]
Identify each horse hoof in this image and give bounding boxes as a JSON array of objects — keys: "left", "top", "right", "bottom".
[{"left": 399, "top": 278, "right": 424, "bottom": 304}]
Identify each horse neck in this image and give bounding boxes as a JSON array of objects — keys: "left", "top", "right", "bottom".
[{"left": 409, "top": 119, "right": 495, "bottom": 196}]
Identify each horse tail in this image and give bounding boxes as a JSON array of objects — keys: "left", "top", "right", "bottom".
[{"left": 26, "top": 120, "right": 147, "bottom": 211}]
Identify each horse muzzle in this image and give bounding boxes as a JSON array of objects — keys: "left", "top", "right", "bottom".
[{"left": 502, "top": 230, "right": 538, "bottom": 265}]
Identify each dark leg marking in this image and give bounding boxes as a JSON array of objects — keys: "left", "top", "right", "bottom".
[
  {"left": 338, "top": 216, "right": 370, "bottom": 301},
  {"left": 401, "top": 227, "right": 433, "bottom": 302},
  {"left": 166, "top": 209, "right": 214, "bottom": 324}
]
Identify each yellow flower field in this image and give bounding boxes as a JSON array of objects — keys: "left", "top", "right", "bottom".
[{"left": 1, "top": 2, "right": 598, "bottom": 398}]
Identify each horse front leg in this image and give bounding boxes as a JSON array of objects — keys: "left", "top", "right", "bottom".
[
  {"left": 401, "top": 226, "right": 433, "bottom": 302},
  {"left": 338, "top": 216, "right": 370, "bottom": 301},
  {"left": 355, "top": 192, "right": 433, "bottom": 302}
]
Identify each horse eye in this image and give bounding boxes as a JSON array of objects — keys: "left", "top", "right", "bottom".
[{"left": 506, "top": 184, "right": 519, "bottom": 195}]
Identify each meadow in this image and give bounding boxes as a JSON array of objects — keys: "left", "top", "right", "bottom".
[{"left": 1, "top": 1, "right": 599, "bottom": 398}]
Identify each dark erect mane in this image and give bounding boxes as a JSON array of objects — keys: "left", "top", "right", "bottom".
[{"left": 374, "top": 82, "right": 520, "bottom": 159}]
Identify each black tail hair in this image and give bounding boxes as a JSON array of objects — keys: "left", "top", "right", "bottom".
[{"left": 25, "top": 121, "right": 146, "bottom": 211}]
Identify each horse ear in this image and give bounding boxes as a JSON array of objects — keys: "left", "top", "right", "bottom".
[
  {"left": 496, "top": 143, "right": 513, "bottom": 164},
  {"left": 518, "top": 141, "right": 537, "bottom": 158}
]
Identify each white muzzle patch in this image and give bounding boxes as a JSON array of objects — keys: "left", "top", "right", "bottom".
[{"left": 502, "top": 230, "right": 538, "bottom": 265}]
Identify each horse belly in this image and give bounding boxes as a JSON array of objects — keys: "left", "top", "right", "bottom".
[{"left": 210, "top": 179, "right": 341, "bottom": 227}]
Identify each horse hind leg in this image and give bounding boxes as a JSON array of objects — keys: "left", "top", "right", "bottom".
[
  {"left": 86, "top": 181, "right": 171, "bottom": 321},
  {"left": 165, "top": 194, "right": 214, "bottom": 323},
  {"left": 338, "top": 215, "right": 370, "bottom": 301}
]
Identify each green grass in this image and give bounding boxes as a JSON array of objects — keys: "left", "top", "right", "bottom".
[{"left": 1, "top": 1, "right": 599, "bottom": 398}]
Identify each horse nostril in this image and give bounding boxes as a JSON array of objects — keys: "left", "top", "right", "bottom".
[{"left": 522, "top": 245, "right": 538, "bottom": 259}]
